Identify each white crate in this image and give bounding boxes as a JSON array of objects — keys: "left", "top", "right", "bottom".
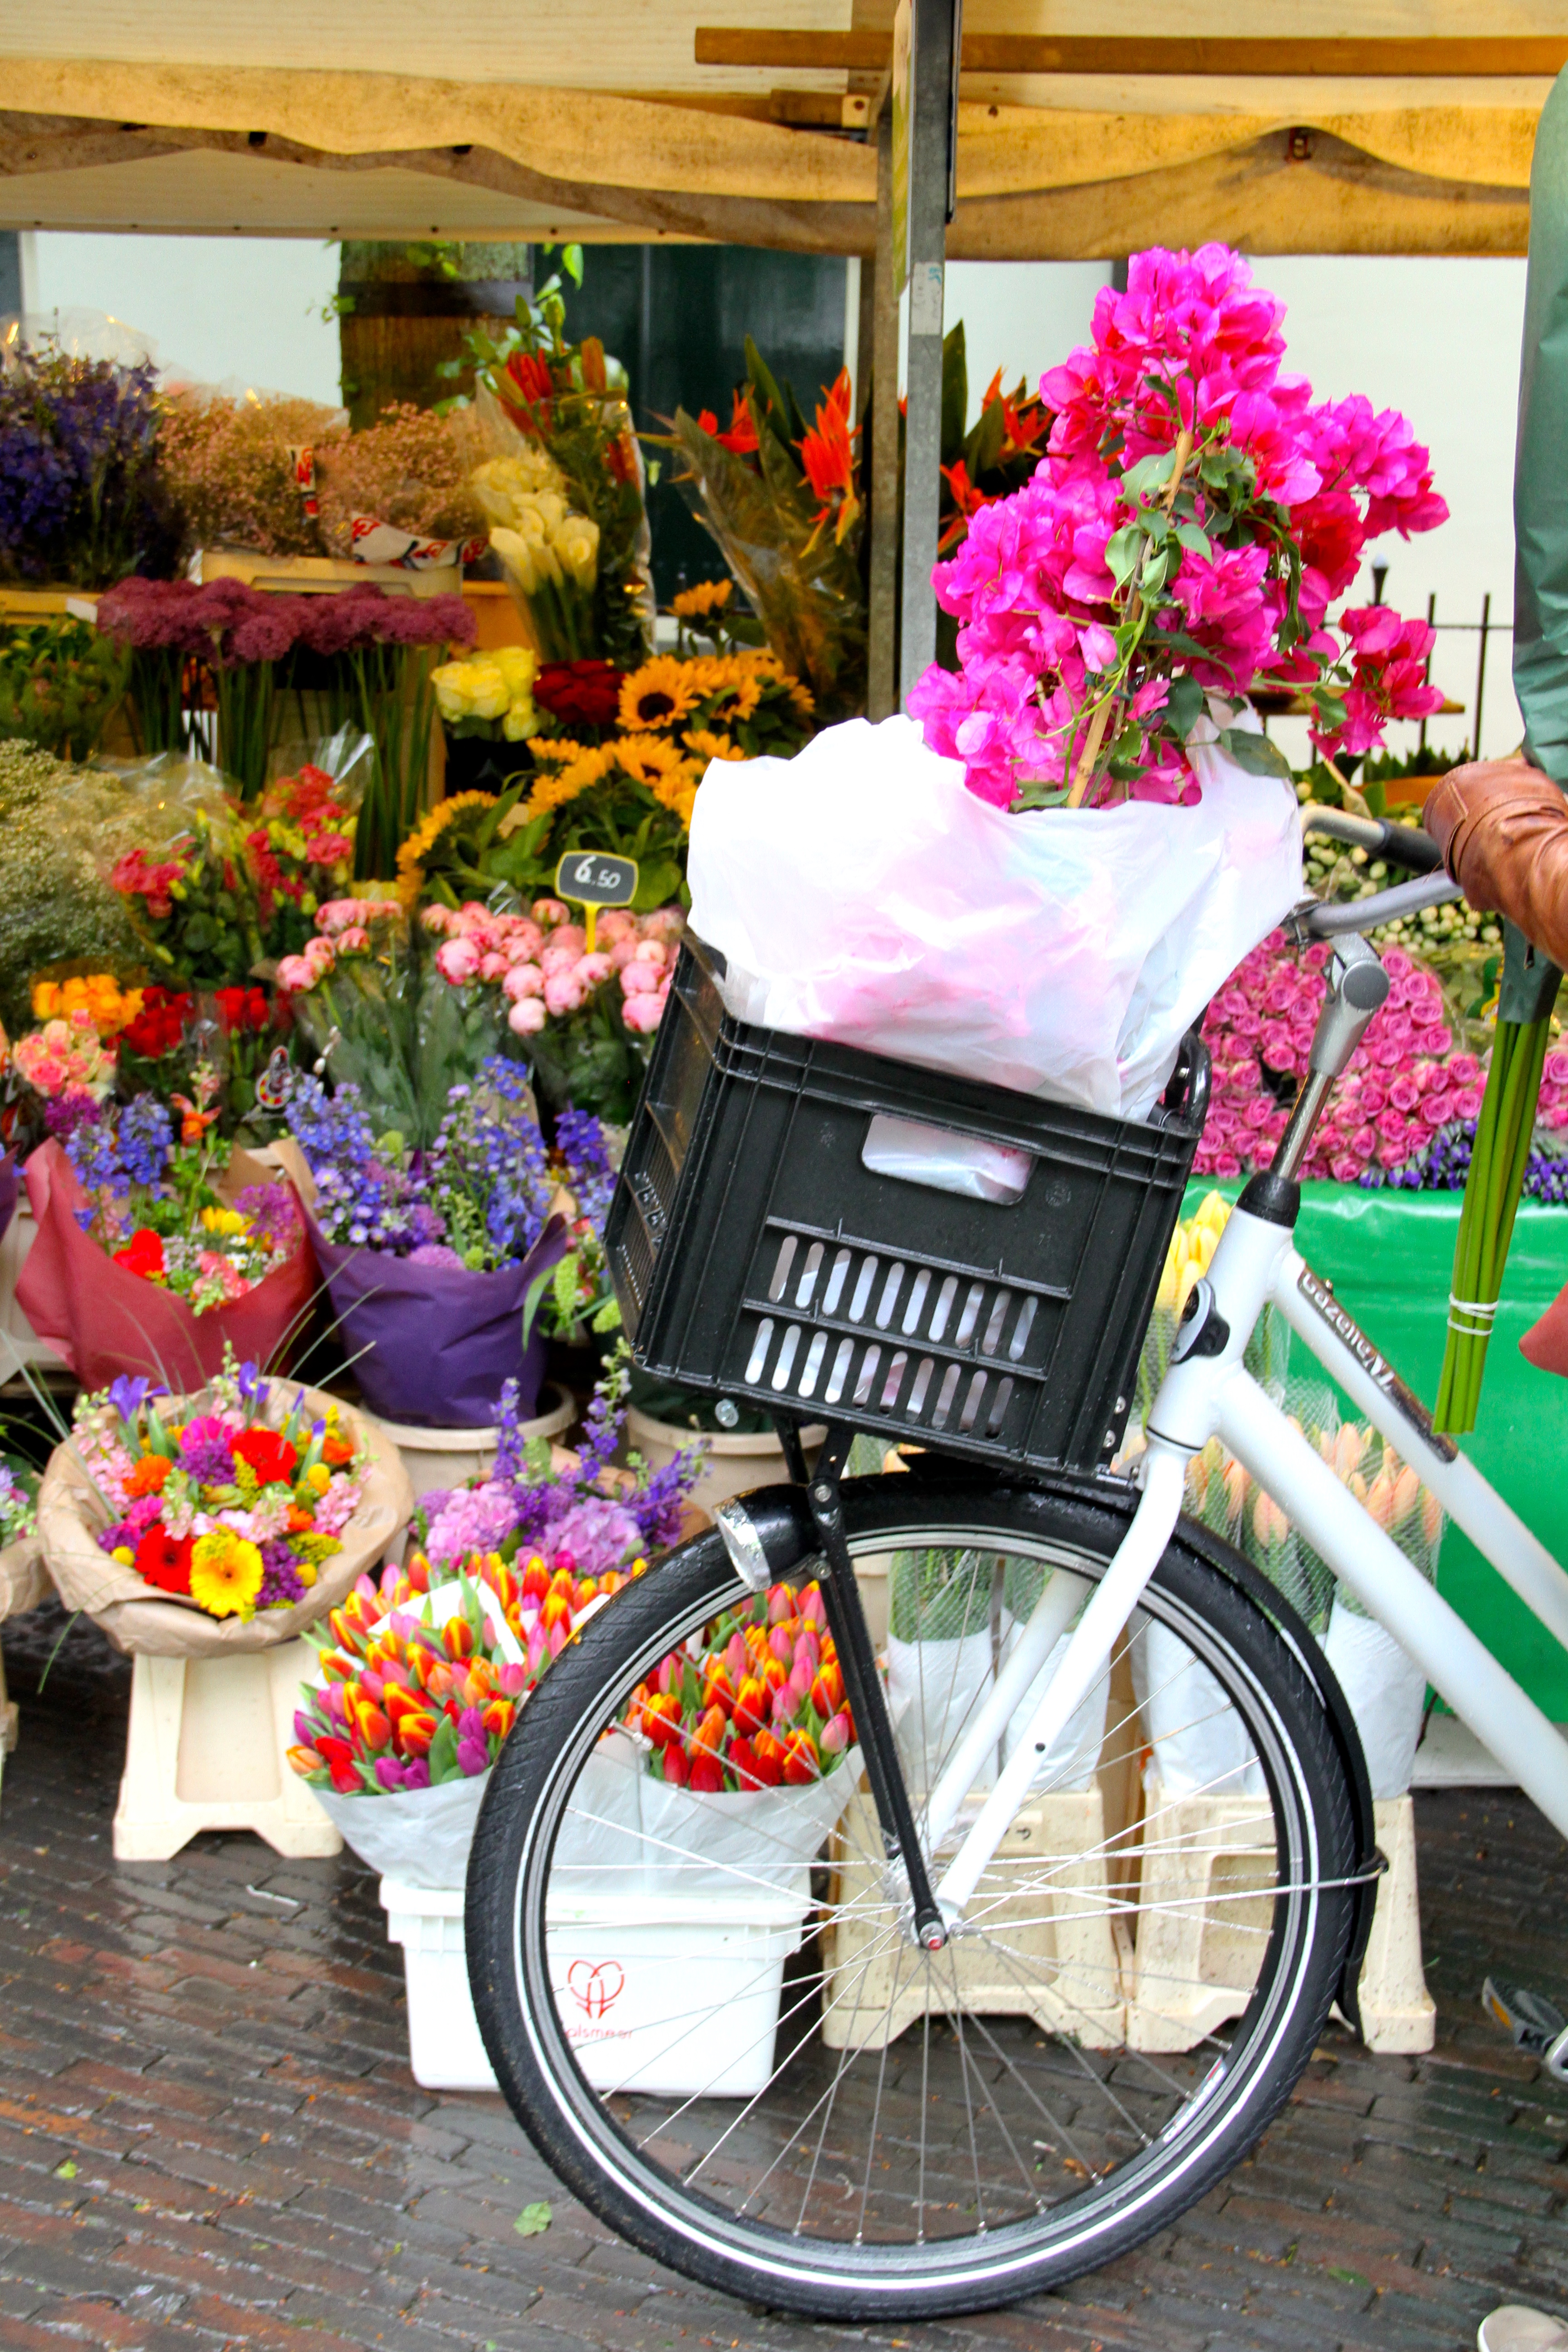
[{"left": 381, "top": 1878, "right": 809, "bottom": 2097}]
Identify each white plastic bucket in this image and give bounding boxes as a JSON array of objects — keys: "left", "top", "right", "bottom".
[{"left": 381, "top": 1876, "right": 806, "bottom": 2097}]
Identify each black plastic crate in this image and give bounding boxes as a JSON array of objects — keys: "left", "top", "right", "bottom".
[{"left": 606, "top": 937, "right": 1209, "bottom": 1475}]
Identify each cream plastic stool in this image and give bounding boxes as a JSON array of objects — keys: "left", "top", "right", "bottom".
[
  {"left": 1127, "top": 1781, "right": 1434, "bottom": 2055},
  {"left": 113, "top": 1637, "right": 343, "bottom": 1862},
  {"left": 820, "top": 1783, "right": 1127, "bottom": 2051}
]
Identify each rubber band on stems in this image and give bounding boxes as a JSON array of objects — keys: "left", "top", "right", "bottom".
[{"left": 1447, "top": 1294, "right": 1499, "bottom": 1338}]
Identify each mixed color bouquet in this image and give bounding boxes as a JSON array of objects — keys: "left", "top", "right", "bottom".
[
  {"left": 626, "top": 1576, "right": 855, "bottom": 1793},
  {"left": 245, "top": 761, "right": 359, "bottom": 959},
  {"left": 10, "top": 1007, "right": 119, "bottom": 1109},
  {"left": 0, "top": 1457, "right": 37, "bottom": 1551},
  {"left": 468, "top": 278, "right": 652, "bottom": 669},
  {"left": 109, "top": 799, "right": 265, "bottom": 989},
  {"left": 288, "top": 1543, "right": 642, "bottom": 1798},
  {"left": 74, "top": 1362, "right": 370, "bottom": 1618},
  {"left": 911, "top": 244, "right": 1447, "bottom": 810},
  {"left": 66, "top": 1088, "right": 302, "bottom": 1314}
]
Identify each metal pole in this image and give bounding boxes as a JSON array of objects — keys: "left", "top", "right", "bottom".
[
  {"left": 1419, "top": 589, "right": 1436, "bottom": 752},
  {"left": 1474, "top": 589, "right": 1492, "bottom": 759},
  {"left": 898, "top": 0, "right": 961, "bottom": 708},
  {"left": 867, "top": 97, "right": 900, "bottom": 723}
]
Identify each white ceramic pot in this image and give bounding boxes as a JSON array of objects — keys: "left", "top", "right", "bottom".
[
  {"left": 378, "top": 1382, "right": 576, "bottom": 1531},
  {"left": 624, "top": 1408, "right": 826, "bottom": 1523}
]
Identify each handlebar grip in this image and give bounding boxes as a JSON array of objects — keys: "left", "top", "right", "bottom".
[{"left": 1377, "top": 819, "right": 1445, "bottom": 876}]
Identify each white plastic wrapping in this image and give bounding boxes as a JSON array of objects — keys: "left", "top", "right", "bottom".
[
  {"left": 1132, "top": 1616, "right": 1267, "bottom": 1799},
  {"left": 689, "top": 712, "right": 1302, "bottom": 1120},
  {"left": 1321, "top": 1602, "right": 1428, "bottom": 1800}
]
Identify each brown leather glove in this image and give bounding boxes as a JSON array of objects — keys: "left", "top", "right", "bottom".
[{"left": 1424, "top": 757, "right": 1568, "bottom": 970}]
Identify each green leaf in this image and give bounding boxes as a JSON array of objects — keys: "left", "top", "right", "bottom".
[
  {"left": 1163, "top": 672, "right": 1207, "bottom": 740},
  {"left": 1122, "top": 450, "right": 1177, "bottom": 498},
  {"left": 514, "top": 2202, "right": 553, "bottom": 2237},
  {"left": 941, "top": 322, "right": 968, "bottom": 466},
  {"left": 1218, "top": 727, "right": 1294, "bottom": 781},
  {"left": 1327, "top": 2267, "right": 1368, "bottom": 2288},
  {"left": 54, "top": 2160, "right": 77, "bottom": 2179},
  {"left": 1105, "top": 526, "right": 1143, "bottom": 588},
  {"left": 427, "top": 1715, "right": 460, "bottom": 1786},
  {"left": 1175, "top": 521, "right": 1213, "bottom": 560}
]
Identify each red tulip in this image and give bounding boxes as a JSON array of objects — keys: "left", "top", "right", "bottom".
[
  {"left": 701, "top": 1664, "right": 736, "bottom": 1719},
  {"left": 689, "top": 1754, "right": 725, "bottom": 1793},
  {"left": 750, "top": 1730, "right": 787, "bottom": 1786},
  {"left": 732, "top": 1675, "right": 769, "bottom": 1736},
  {"left": 782, "top": 1729, "right": 820, "bottom": 1785},
  {"left": 662, "top": 1743, "right": 690, "bottom": 1788}
]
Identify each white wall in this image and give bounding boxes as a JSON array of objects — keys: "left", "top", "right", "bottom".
[
  {"left": 26, "top": 233, "right": 342, "bottom": 406},
  {"left": 939, "top": 256, "right": 1529, "bottom": 763}
]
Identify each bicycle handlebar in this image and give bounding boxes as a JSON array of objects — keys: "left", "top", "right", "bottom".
[
  {"left": 1302, "top": 805, "right": 1446, "bottom": 876},
  {"left": 1301, "top": 868, "right": 1463, "bottom": 938}
]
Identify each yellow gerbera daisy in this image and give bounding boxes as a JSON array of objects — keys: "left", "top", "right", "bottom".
[
  {"left": 618, "top": 656, "right": 702, "bottom": 734},
  {"left": 189, "top": 1529, "right": 265, "bottom": 1620}
]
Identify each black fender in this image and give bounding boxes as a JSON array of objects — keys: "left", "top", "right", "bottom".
[{"left": 714, "top": 1465, "right": 1380, "bottom": 2043}]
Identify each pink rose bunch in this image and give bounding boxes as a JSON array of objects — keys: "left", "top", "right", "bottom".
[
  {"left": 274, "top": 900, "right": 401, "bottom": 995},
  {"left": 910, "top": 242, "right": 1447, "bottom": 812},
  {"left": 13, "top": 1011, "right": 116, "bottom": 1102},
  {"left": 1196, "top": 938, "right": 1480, "bottom": 1184},
  {"left": 421, "top": 897, "right": 682, "bottom": 1038}
]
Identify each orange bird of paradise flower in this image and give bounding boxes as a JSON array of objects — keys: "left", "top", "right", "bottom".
[{"left": 796, "top": 369, "right": 861, "bottom": 551}]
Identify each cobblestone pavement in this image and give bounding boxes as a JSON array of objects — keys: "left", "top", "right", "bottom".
[{"left": 3, "top": 1604, "right": 1568, "bottom": 2352}]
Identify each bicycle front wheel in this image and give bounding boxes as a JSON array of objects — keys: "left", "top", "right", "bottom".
[{"left": 466, "top": 1473, "right": 1360, "bottom": 2320}]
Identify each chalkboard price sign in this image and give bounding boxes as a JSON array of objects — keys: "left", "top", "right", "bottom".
[
  {"left": 554, "top": 851, "right": 639, "bottom": 909},
  {"left": 554, "top": 851, "right": 639, "bottom": 949}
]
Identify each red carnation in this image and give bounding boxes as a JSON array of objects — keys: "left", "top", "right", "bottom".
[
  {"left": 232, "top": 1427, "right": 300, "bottom": 1488},
  {"left": 134, "top": 1527, "right": 193, "bottom": 1596}
]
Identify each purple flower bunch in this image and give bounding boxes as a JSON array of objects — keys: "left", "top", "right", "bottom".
[
  {"left": 96, "top": 576, "right": 475, "bottom": 662},
  {"left": 66, "top": 1095, "right": 173, "bottom": 1213},
  {"left": 419, "top": 1346, "right": 702, "bottom": 1573},
  {"left": 284, "top": 1058, "right": 555, "bottom": 1268},
  {"left": 0, "top": 347, "right": 179, "bottom": 588}
]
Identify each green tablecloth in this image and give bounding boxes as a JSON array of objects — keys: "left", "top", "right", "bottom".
[{"left": 1184, "top": 1181, "right": 1568, "bottom": 1715}]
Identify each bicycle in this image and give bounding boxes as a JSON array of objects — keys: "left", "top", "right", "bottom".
[{"left": 465, "top": 806, "right": 1547, "bottom": 2320}]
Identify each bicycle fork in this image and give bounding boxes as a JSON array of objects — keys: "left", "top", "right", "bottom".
[{"left": 717, "top": 1423, "right": 1188, "bottom": 1947}]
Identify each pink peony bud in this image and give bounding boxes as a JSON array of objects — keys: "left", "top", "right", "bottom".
[
  {"left": 502, "top": 962, "right": 544, "bottom": 1002},
  {"left": 508, "top": 997, "right": 548, "bottom": 1035},
  {"left": 436, "top": 938, "right": 482, "bottom": 985}
]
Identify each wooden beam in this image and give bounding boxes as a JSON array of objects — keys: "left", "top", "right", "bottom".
[{"left": 696, "top": 29, "right": 1568, "bottom": 77}]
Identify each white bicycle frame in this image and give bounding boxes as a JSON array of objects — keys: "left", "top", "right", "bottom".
[{"left": 928, "top": 1196, "right": 1568, "bottom": 1918}]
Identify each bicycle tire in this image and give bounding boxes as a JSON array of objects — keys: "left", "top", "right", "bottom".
[{"left": 466, "top": 1472, "right": 1359, "bottom": 2320}]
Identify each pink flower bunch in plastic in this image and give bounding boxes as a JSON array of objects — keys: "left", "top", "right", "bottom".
[
  {"left": 1195, "top": 938, "right": 1480, "bottom": 1183},
  {"left": 910, "top": 243, "right": 1447, "bottom": 813},
  {"left": 274, "top": 899, "right": 402, "bottom": 994},
  {"left": 421, "top": 897, "right": 682, "bottom": 1038}
]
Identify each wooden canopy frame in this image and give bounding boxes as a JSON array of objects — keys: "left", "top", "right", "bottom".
[{"left": 0, "top": 6, "right": 1546, "bottom": 255}]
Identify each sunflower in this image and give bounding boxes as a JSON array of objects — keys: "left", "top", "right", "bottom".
[
  {"left": 610, "top": 733, "right": 692, "bottom": 788},
  {"left": 523, "top": 746, "right": 615, "bottom": 818},
  {"left": 525, "top": 736, "right": 590, "bottom": 769},
  {"left": 684, "top": 728, "right": 746, "bottom": 764},
  {"left": 618, "top": 656, "right": 702, "bottom": 734},
  {"left": 395, "top": 790, "right": 498, "bottom": 882},
  {"left": 703, "top": 671, "right": 763, "bottom": 724},
  {"left": 189, "top": 1528, "right": 265, "bottom": 1620},
  {"left": 671, "top": 578, "right": 733, "bottom": 620}
]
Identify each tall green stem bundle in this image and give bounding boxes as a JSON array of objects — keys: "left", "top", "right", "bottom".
[{"left": 1434, "top": 925, "right": 1561, "bottom": 1432}]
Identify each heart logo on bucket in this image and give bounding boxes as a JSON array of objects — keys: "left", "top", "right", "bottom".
[{"left": 567, "top": 1959, "right": 625, "bottom": 2019}]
